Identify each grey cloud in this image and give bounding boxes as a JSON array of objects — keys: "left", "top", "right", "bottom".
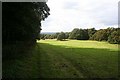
[
  {"left": 63, "top": 1, "right": 79, "bottom": 10},
  {"left": 86, "top": 3, "right": 118, "bottom": 26},
  {"left": 42, "top": 0, "right": 118, "bottom": 32}
]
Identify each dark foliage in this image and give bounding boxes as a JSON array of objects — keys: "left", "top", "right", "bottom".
[
  {"left": 41, "top": 27, "right": 119, "bottom": 44},
  {"left": 69, "top": 28, "right": 89, "bottom": 40},
  {"left": 76, "top": 29, "right": 89, "bottom": 40},
  {"left": 90, "top": 27, "right": 120, "bottom": 44},
  {"left": 2, "top": 2, "right": 50, "bottom": 44},
  {"left": 69, "top": 28, "right": 79, "bottom": 39},
  {"left": 88, "top": 28, "right": 96, "bottom": 39},
  {"left": 108, "top": 28, "right": 120, "bottom": 44},
  {"left": 57, "top": 32, "right": 66, "bottom": 41}
]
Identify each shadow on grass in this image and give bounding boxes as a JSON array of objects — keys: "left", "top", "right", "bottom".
[
  {"left": 2, "top": 42, "right": 118, "bottom": 79},
  {"left": 2, "top": 42, "right": 37, "bottom": 78},
  {"left": 38, "top": 43, "right": 118, "bottom": 78},
  {"left": 3, "top": 42, "right": 36, "bottom": 61},
  {"left": 57, "top": 39, "right": 69, "bottom": 41}
]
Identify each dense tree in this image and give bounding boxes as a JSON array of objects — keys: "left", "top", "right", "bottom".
[
  {"left": 83, "top": 29, "right": 89, "bottom": 40},
  {"left": 108, "top": 29, "right": 120, "bottom": 44},
  {"left": 88, "top": 28, "right": 96, "bottom": 39},
  {"left": 105, "top": 27, "right": 116, "bottom": 40},
  {"left": 41, "top": 27, "right": 119, "bottom": 44},
  {"left": 69, "top": 28, "right": 89, "bottom": 40},
  {"left": 57, "top": 32, "right": 65, "bottom": 41},
  {"left": 40, "top": 34, "right": 46, "bottom": 40},
  {"left": 76, "top": 29, "right": 83, "bottom": 40},
  {"left": 90, "top": 29, "right": 108, "bottom": 41},
  {"left": 54, "top": 33, "right": 60, "bottom": 39},
  {"left": 40, "top": 32, "right": 61, "bottom": 39},
  {"left": 44, "top": 34, "right": 51, "bottom": 39},
  {"left": 65, "top": 32, "right": 70, "bottom": 39},
  {"left": 3, "top": 2, "right": 50, "bottom": 44},
  {"left": 89, "top": 27, "right": 120, "bottom": 44},
  {"left": 69, "top": 28, "right": 79, "bottom": 39},
  {"left": 90, "top": 28, "right": 118, "bottom": 42},
  {"left": 76, "top": 29, "right": 89, "bottom": 40},
  {"left": 49, "top": 34, "right": 56, "bottom": 39}
]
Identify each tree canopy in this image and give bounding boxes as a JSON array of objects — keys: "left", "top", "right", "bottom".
[
  {"left": 3, "top": 2, "right": 50, "bottom": 44},
  {"left": 57, "top": 32, "right": 66, "bottom": 41},
  {"left": 108, "top": 29, "right": 120, "bottom": 44},
  {"left": 41, "top": 27, "right": 120, "bottom": 44}
]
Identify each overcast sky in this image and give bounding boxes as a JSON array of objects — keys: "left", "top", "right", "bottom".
[{"left": 41, "top": 0, "right": 119, "bottom": 32}]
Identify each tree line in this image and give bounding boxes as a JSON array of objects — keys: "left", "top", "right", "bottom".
[
  {"left": 40, "top": 27, "right": 120, "bottom": 44},
  {"left": 3, "top": 2, "right": 50, "bottom": 45}
]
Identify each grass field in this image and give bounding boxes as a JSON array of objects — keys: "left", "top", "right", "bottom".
[{"left": 3, "top": 39, "right": 119, "bottom": 78}]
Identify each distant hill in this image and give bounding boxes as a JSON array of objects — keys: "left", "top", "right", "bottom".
[{"left": 41, "top": 32, "right": 58, "bottom": 34}]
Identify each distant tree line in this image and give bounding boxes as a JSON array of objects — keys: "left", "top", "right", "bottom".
[
  {"left": 40, "top": 32, "right": 70, "bottom": 40},
  {"left": 40, "top": 27, "right": 120, "bottom": 44}
]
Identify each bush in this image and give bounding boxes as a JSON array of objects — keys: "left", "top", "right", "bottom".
[
  {"left": 108, "top": 30, "right": 120, "bottom": 44},
  {"left": 57, "top": 32, "right": 65, "bottom": 41}
]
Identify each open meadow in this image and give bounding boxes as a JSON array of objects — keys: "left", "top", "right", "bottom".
[
  {"left": 37, "top": 39, "right": 118, "bottom": 78},
  {"left": 3, "top": 39, "right": 119, "bottom": 78}
]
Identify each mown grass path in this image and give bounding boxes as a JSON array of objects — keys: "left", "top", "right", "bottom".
[
  {"left": 38, "top": 40, "right": 118, "bottom": 78},
  {"left": 3, "top": 40, "right": 119, "bottom": 78}
]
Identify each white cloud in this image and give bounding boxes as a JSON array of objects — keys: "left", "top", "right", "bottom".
[{"left": 41, "top": 0, "right": 119, "bottom": 32}]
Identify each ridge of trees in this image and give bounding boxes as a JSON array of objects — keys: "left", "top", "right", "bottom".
[
  {"left": 57, "top": 32, "right": 66, "bottom": 41},
  {"left": 40, "top": 27, "right": 120, "bottom": 44}
]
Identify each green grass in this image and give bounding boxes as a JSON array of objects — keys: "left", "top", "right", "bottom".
[
  {"left": 37, "top": 39, "right": 118, "bottom": 78},
  {"left": 3, "top": 39, "right": 119, "bottom": 78},
  {"left": 39, "top": 39, "right": 118, "bottom": 51}
]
